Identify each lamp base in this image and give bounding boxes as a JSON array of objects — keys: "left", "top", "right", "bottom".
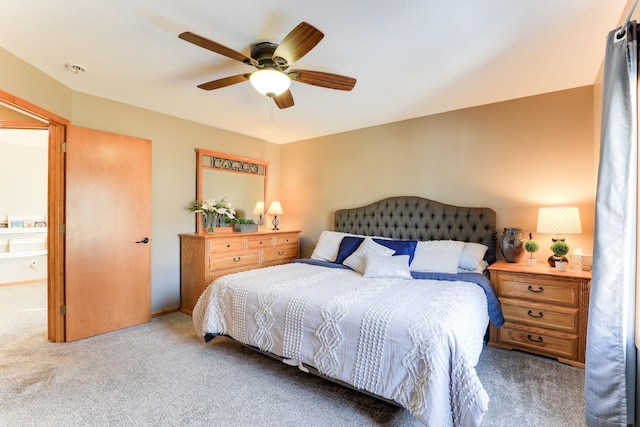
[{"left": 271, "top": 215, "right": 280, "bottom": 231}]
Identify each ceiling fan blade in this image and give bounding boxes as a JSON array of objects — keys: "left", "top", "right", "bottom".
[
  {"left": 274, "top": 90, "right": 294, "bottom": 109},
  {"left": 179, "top": 32, "right": 258, "bottom": 66},
  {"left": 197, "top": 74, "right": 249, "bottom": 91},
  {"left": 289, "top": 70, "right": 356, "bottom": 91},
  {"left": 272, "top": 22, "right": 324, "bottom": 67}
]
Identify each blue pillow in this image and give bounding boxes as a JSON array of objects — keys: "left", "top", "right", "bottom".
[
  {"left": 334, "top": 236, "right": 365, "bottom": 264},
  {"left": 373, "top": 238, "right": 418, "bottom": 264}
]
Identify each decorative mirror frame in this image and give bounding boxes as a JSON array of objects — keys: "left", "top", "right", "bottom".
[{"left": 195, "top": 149, "right": 269, "bottom": 233}]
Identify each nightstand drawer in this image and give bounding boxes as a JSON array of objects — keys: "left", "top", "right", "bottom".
[
  {"left": 498, "top": 273, "right": 578, "bottom": 306},
  {"left": 498, "top": 325, "right": 578, "bottom": 361},
  {"left": 500, "top": 298, "right": 578, "bottom": 333},
  {"left": 210, "top": 251, "right": 259, "bottom": 270}
]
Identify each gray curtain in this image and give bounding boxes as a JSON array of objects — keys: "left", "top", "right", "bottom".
[{"left": 585, "top": 22, "right": 638, "bottom": 427}]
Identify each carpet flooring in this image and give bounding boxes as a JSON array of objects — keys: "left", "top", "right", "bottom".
[{"left": 0, "top": 281, "right": 586, "bottom": 426}]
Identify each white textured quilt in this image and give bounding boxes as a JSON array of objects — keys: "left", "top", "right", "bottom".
[{"left": 193, "top": 262, "right": 490, "bottom": 426}]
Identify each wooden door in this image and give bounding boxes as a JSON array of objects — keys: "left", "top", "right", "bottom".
[{"left": 65, "top": 126, "right": 151, "bottom": 341}]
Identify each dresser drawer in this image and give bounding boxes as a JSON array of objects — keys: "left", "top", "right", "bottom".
[
  {"left": 246, "top": 235, "right": 273, "bottom": 249},
  {"left": 497, "top": 273, "right": 578, "bottom": 306},
  {"left": 263, "top": 246, "right": 298, "bottom": 264},
  {"left": 500, "top": 298, "right": 578, "bottom": 333},
  {"left": 208, "top": 237, "right": 245, "bottom": 254},
  {"left": 210, "top": 251, "right": 259, "bottom": 270},
  {"left": 208, "top": 265, "right": 256, "bottom": 284},
  {"left": 275, "top": 233, "right": 299, "bottom": 247},
  {"left": 498, "top": 325, "right": 578, "bottom": 361}
]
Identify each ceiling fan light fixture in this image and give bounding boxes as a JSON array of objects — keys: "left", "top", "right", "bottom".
[{"left": 249, "top": 69, "right": 290, "bottom": 97}]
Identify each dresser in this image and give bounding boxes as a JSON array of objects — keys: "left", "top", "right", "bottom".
[
  {"left": 179, "top": 230, "right": 301, "bottom": 315},
  {"left": 488, "top": 260, "right": 591, "bottom": 368}
]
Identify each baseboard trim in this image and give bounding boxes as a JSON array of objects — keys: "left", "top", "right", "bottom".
[
  {"left": 0, "top": 278, "right": 47, "bottom": 287},
  {"left": 151, "top": 307, "right": 180, "bottom": 317}
]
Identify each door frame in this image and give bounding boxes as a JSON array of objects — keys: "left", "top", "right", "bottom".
[{"left": 0, "top": 89, "right": 68, "bottom": 342}]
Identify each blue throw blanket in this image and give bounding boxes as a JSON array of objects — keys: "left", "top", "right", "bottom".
[{"left": 293, "top": 259, "right": 504, "bottom": 328}]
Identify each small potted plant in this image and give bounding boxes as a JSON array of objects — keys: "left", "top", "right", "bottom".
[
  {"left": 524, "top": 238, "right": 540, "bottom": 267},
  {"left": 550, "top": 240, "right": 570, "bottom": 271},
  {"left": 234, "top": 218, "right": 258, "bottom": 233}
]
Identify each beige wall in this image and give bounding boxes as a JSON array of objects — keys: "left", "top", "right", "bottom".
[
  {"left": 0, "top": 48, "right": 72, "bottom": 119},
  {"left": 281, "top": 86, "right": 596, "bottom": 263}
]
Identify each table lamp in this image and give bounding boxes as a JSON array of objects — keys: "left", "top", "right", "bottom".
[
  {"left": 267, "top": 201, "right": 283, "bottom": 230},
  {"left": 536, "top": 206, "right": 582, "bottom": 267}
]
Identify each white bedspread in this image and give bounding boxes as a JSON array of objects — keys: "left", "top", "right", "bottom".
[{"left": 193, "top": 263, "right": 490, "bottom": 426}]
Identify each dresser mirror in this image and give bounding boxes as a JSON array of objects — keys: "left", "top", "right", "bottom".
[{"left": 195, "top": 149, "right": 269, "bottom": 233}]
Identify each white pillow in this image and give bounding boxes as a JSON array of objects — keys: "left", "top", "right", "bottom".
[
  {"left": 458, "top": 242, "right": 489, "bottom": 273},
  {"left": 364, "top": 254, "right": 412, "bottom": 279},
  {"left": 310, "top": 231, "right": 353, "bottom": 262},
  {"left": 343, "top": 238, "right": 395, "bottom": 273},
  {"left": 410, "top": 240, "right": 465, "bottom": 274}
]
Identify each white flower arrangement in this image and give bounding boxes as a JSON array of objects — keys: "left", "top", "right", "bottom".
[{"left": 188, "top": 197, "right": 236, "bottom": 231}]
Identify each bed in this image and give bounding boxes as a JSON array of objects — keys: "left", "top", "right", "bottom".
[{"left": 193, "top": 196, "right": 504, "bottom": 426}]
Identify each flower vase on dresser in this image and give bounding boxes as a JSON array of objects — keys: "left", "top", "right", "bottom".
[
  {"left": 187, "top": 197, "right": 236, "bottom": 234},
  {"left": 499, "top": 227, "right": 525, "bottom": 263},
  {"left": 203, "top": 213, "right": 215, "bottom": 233}
]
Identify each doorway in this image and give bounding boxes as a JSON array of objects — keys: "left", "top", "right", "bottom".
[
  {"left": 0, "top": 125, "right": 49, "bottom": 283},
  {"left": 0, "top": 89, "right": 153, "bottom": 343},
  {"left": 0, "top": 89, "right": 69, "bottom": 342},
  {"left": 0, "top": 106, "right": 50, "bottom": 339}
]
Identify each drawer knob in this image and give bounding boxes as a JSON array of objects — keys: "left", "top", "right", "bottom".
[
  {"left": 527, "top": 310, "right": 544, "bottom": 318},
  {"left": 527, "top": 285, "right": 544, "bottom": 293},
  {"left": 233, "top": 257, "right": 241, "bottom": 262},
  {"left": 278, "top": 250, "right": 284, "bottom": 255},
  {"left": 527, "top": 334, "right": 543, "bottom": 343}
]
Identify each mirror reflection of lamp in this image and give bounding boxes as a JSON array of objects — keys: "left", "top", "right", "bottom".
[
  {"left": 536, "top": 207, "right": 582, "bottom": 267},
  {"left": 267, "top": 201, "right": 284, "bottom": 230},
  {"left": 253, "top": 201, "right": 265, "bottom": 226}
]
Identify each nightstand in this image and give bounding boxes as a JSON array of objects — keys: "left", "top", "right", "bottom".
[{"left": 487, "top": 260, "right": 591, "bottom": 368}]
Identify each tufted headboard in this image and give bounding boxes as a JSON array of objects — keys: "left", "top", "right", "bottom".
[{"left": 334, "top": 196, "right": 497, "bottom": 265}]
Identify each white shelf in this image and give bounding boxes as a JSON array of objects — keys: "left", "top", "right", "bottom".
[
  {"left": 0, "top": 249, "right": 46, "bottom": 259},
  {"left": 0, "top": 214, "right": 47, "bottom": 259},
  {"left": 0, "top": 227, "right": 47, "bottom": 234}
]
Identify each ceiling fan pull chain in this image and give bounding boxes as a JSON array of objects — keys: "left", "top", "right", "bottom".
[{"left": 269, "top": 97, "right": 273, "bottom": 120}]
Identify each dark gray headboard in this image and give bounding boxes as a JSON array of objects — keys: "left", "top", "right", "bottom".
[{"left": 334, "top": 196, "right": 497, "bottom": 264}]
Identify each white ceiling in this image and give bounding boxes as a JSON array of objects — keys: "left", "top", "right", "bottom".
[{"left": 0, "top": 1, "right": 628, "bottom": 144}]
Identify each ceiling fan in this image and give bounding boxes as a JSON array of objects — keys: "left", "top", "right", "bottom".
[{"left": 178, "top": 22, "right": 356, "bottom": 109}]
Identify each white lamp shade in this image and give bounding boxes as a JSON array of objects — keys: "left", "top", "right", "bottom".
[
  {"left": 249, "top": 69, "right": 291, "bottom": 96},
  {"left": 536, "top": 207, "right": 582, "bottom": 234},
  {"left": 253, "top": 201, "right": 264, "bottom": 215},
  {"left": 267, "top": 201, "right": 284, "bottom": 215}
]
